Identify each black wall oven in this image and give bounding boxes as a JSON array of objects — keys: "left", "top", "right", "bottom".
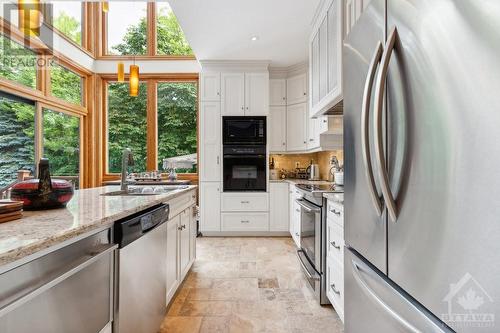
[
  {"left": 223, "top": 116, "right": 266, "bottom": 145},
  {"left": 223, "top": 146, "right": 266, "bottom": 192}
]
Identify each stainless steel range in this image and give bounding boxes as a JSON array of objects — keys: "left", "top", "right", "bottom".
[{"left": 295, "top": 183, "right": 344, "bottom": 305}]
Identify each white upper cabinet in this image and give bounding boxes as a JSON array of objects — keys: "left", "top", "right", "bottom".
[
  {"left": 269, "top": 106, "right": 287, "bottom": 152},
  {"left": 286, "top": 103, "right": 308, "bottom": 151},
  {"left": 286, "top": 73, "right": 308, "bottom": 105},
  {"left": 221, "top": 73, "right": 245, "bottom": 116},
  {"left": 269, "top": 79, "right": 287, "bottom": 106},
  {"left": 345, "top": 0, "right": 356, "bottom": 37},
  {"left": 201, "top": 72, "right": 220, "bottom": 101},
  {"left": 245, "top": 73, "right": 269, "bottom": 116},
  {"left": 309, "top": 0, "right": 344, "bottom": 118},
  {"left": 221, "top": 72, "right": 269, "bottom": 116},
  {"left": 200, "top": 102, "right": 221, "bottom": 182},
  {"left": 307, "top": 117, "right": 321, "bottom": 150}
]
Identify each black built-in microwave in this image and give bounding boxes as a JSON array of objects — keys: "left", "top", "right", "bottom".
[{"left": 222, "top": 116, "right": 266, "bottom": 145}]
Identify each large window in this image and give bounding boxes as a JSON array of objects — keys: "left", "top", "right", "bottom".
[
  {"left": 43, "top": 109, "right": 80, "bottom": 188},
  {"left": 107, "top": 82, "right": 147, "bottom": 173},
  {"left": 106, "top": 1, "right": 147, "bottom": 55},
  {"left": 0, "top": 94, "right": 35, "bottom": 188},
  {"left": 0, "top": 35, "right": 37, "bottom": 89},
  {"left": 156, "top": 3, "right": 193, "bottom": 56},
  {"left": 157, "top": 82, "right": 197, "bottom": 172},
  {"left": 50, "top": 63, "right": 83, "bottom": 105},
  {"left": 47, "top": 1, "right": 84, "bottom": 45}
]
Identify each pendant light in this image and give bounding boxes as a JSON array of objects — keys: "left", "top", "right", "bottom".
[
  {"left": 18, "top": 0, "right": 41, "bottom": 37},
  {"left": 117, "top": 62, "right": 125, "bottom": 82},
  {"left": 129, "top": 57, "right": 139, "bottom": 97},
  {"left": 102, "top": 1, "right": 109, "bottom": 13}
]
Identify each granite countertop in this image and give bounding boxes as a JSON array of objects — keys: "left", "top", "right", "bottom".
[
  {"left": 0, "top": 185, "right": 197, "bottom": 269},
  {"left": 270, "top": 179, "right": 335, "bottom": 186}
]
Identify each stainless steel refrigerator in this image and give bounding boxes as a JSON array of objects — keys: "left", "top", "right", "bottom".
[{"left": 343, "top": 0, "right": 500, "bottom": 332}]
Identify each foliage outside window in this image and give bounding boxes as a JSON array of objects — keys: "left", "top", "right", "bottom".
[
  {"left": 43, "top": 109, "right": 80, "bottom": 188},
  {"left": 157, "top": 82, "right": 197, "bottom": 173},
  {"left": 0, "top": 94, "right": 35, "bottom": 188},
  {"left": 50, "top": 63, "right": 83, "bottom": 105},
  {"left": 156, "top": 3, "right": 193, "bottom": 56},
  {"left": 107, "top": 1, "right": 147, "bottom": 55},
  {"left": 0, "top": 35, "right": 37, "bottom": 89},
  {"left": 48, "top": 1, "right": 83, "bottom": 45},
  {"left": 107, "top": 82, "right": 147, "bottom": 173}
]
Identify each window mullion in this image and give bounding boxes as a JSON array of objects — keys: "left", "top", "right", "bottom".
[
  {"left": 146, "top": 80, "right": 158, "bottom": 171},
  {"left": 34, "top": 102, "right": 43, "bottom": 174},
  {"left": 147, "top": 2, "right": 157, "bottom": 56}
]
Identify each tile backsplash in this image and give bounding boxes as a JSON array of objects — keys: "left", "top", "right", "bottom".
[{"left": 270, "top": 150, "right": 343, "bottom": 181}]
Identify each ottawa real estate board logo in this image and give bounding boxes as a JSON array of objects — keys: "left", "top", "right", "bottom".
[
  {"left": 2, "top": 2, "right": 56, "bottom": 68},
  {"left": 442, "top": 273, "right": 495, "bottom": 330}
]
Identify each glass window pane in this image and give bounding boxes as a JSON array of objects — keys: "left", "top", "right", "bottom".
[
  {"left": 50, "top": 63, "right": 83, "bottom": 105},
  {"left": 0, "top": 94, "right": 35, "bottom": 188},
  {"left": 157, "top": 82, "right": 197, "bottom": 173},
  {"left": 107, "top": 82, "right": 147, "bottom": 173},
  {"left": 156, "top": 2, "right": 193, "bottom": 56},
  {"left": 0, "top": 35, "right": 37, "bottom": 89},
  {"left": 43, "top": 109, "right": 80, "bottom": 188},
  {"left": 107, "top": 1, "right": 147, "bottom": 55},
  {"left": 48, "top": 1, "right": 83, "bottom": 45}
]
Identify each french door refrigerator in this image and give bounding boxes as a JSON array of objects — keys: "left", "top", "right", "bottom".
[{"left": 343, "top": 0, "right": 500, "bottom": 332}]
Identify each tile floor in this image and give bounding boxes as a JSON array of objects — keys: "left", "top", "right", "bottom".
[{"left": 159, "top": 237, "right": 344, "bottom": 333}]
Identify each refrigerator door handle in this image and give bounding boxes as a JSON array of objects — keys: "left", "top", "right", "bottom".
[
  {"left": 361, "top": 41, "right": 384, "bottom": 217},
  {"left": 351, "top": 258, "right": 420, "bottom": 333},
  {"left": 374, "top": 26, "right": 399, "bottom": 222}
]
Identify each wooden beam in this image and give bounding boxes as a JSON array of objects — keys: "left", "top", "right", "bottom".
[{"left": 146, "top": 80, "right": 158, "bottom": 171}]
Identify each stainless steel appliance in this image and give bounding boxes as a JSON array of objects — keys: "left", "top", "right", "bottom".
[
  {"left": 223, "top": 116, "right": 266, "bottom": 145},
  {"left": 344, "top": 1, "right": 500, "bottom": 332},
  {"left": 0, "top": 229, "right": 116, "bottom": 333},
  {"left": 306, "top": 163, "right": 321, "bottom": 181},
  {"left": 295, "top": 183, "right": 344, "bottom": 305},
  {"left": 223, "top": 145, "right": 267, "bottom": 191},
  {"left": 114, "top": 204, "right": 169, "bottom": 333}
]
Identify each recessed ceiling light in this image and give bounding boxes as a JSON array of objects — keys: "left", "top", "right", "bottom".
[{"left": 251, "top": 36, "right": 259, "bottom": 41}]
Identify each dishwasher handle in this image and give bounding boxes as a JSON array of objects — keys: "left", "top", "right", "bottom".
[{"left": 0, "top": 243, "right": 117, "bottom": 318}]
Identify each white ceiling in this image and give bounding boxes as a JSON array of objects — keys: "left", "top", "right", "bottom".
[{"left": 168, "top": 0, "right": 322, "bottom": 67}]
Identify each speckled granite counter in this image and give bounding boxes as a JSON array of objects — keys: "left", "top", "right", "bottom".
[
  {"left": 0, "top": 185, "right": 197, "bottom": 268},
  {"left": 269, "top": 179, "right": 335, "bottom": 186}
]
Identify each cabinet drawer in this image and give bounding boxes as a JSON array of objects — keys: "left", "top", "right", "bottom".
[
  {"left": 326, "top": 256, "right": 344, "bottom": 322},
  {"left": 327, "top": 219, "right": 344, "bottom": 263},
  {"left": 327, "top": 200, "right": 344, "bottom": 227},
  {"left": 168, "top": 190, "right": 197, "bottom": 217},
  {"left": 221, "top": 213, "right": 269, "bottom": 231},
  {"left": 221, "top": 193, "right": 269, "bottom": 212}
]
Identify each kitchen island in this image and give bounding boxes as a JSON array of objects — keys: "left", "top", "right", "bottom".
[{"left": 0, "top": 185, "right": 197, "bottom": 333}]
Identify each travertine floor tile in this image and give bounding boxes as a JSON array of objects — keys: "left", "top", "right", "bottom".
[{"left": 161, "top": 237, "right": 344, "bottom": 333}]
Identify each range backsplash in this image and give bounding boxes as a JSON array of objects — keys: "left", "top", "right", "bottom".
[{"left": 270, "top": 150, "right": 344, "bottom": 181}]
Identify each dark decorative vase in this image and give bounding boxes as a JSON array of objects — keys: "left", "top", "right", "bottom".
[{"left": 11, "top": 159, "right": 74, "bottom": 210}]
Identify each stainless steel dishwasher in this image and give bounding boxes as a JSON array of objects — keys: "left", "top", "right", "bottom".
[
  {"left": 113, "top": 203, "right": 169, "bottom": 333},
  {"left": 0, "top": 229, "right": 116, "bottom": 333}
]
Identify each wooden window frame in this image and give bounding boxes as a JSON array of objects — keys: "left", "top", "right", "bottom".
[
  {"left": 99, "top": 2, "right": 195, "bottom": 60},
  {"left": 100, "top": 74, "right": 199, "bottom": 183}
]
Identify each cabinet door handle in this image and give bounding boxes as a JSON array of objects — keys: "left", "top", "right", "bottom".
[
  {"left": 331, "top": 283, "right": 341, "bottom": 295},
  {"left": 303, "top": 141, "right": 307, "bottom": 144},
  {"left": 282, "top": 97, "right": 286, "bottom": 100},
  {"left": 241, "top": 200, "right": 250, "bottom": 204},
  {"left": 282, "top": 142, "right": 286, "bottom": 146},
  {"left": 295, "top": 209, "right": 300, "bottom": 212},
  {"left": 330, "top": 209, "right": 341, "bottom": 216},
  {"left": 295, "top": 232, "right": 300, "bottom": 237},
  {"left": 217, "top": 156, "right": 220, "bottom": 164},
  {"left": 330, "top": 241, "right": 341, "bottom": 250},
  {"left": 246, "top": 107, "right": 249, "bottom": 110},
  {"left": 241, "top": 220, "right": 250, "bottom": 223},
  {"left": 241, "top": 106, "right": 244, "bottom": 110},
  {"left": 217, "top": 91, "right": 220, "bottom": 96},
  {"left": 303, "top": 92, "right": 307, "bottom": 96},
  {"left": 309, "top": 138, "right": 314, "bottom": 142}
]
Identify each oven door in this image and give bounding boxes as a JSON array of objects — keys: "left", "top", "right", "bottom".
[
  {"left": 296, "top": 198, "right": 322, "bottom": 269},
  {"left": 223, "top": 117, "right": 266, "bottom": 145},
  {"left": 223, "top": 154, "right": 266, "bottom": 191}
]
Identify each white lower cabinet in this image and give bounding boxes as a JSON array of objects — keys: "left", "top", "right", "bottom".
[
  {"left": 200, "top": 182, "right": 221, "bottom": 232},
  {"left": 289, "top": 183, "right": 302, "bottom": 247},
  {"left": 221, "top": 212, "right": 269, "bottom": 231},
  {"left": 221, "top": 192, "right": 269, "bottom": 212},
  {"left": 325, "top": 199, "right": 344, "bottom": 322},
  {"left": 166, "top": 215, "right": 180, "bottom": 305},
  {"left": 269, "top": 182, "right": 289, "bottom": 232},
  {"left": 165, "top": 190, "right": 198, "bottom": 306}
]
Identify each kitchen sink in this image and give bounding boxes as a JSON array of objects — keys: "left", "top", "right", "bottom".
[{"left": 102, "top": 185, "right": 189, "bottom": 196}]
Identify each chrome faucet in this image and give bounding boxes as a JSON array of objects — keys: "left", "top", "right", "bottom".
[{"left": 121, "top": 148, "right": 134, "bottom": 191}]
